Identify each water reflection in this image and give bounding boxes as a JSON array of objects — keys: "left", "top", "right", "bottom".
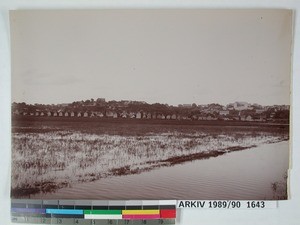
[{"left": 33, "top": 141, "right": 289, "bottom": 200}]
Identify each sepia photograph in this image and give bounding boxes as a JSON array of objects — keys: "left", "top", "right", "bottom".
[{"left": 10, "top": 9, "right": 292, "bottom": 200}]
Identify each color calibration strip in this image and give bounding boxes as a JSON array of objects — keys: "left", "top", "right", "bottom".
[{"left": 11, "top": 200, "right": 176, "bottom": 224}]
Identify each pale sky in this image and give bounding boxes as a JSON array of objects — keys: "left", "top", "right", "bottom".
[{"left": 10, "top": 9, "right": 292, "bottom": 106}]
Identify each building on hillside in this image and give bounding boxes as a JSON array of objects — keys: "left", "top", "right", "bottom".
[
  {"left": 142, "top": 112, "right": 147, "bottom": 119},
  {"left": 207, "top": 115, "right": 217, "bottom": 120},
  {"left": 121, "top": 111, "right": 128, "bottom": 118},
  {"left": 106, "top": 111, "right": 114, "bottom": 118},
  {"left": 219, "top": 110, "right": 230, "bottom": 116},
  {"left": 152, "top": 113, "right": 157, "bottom": 119},
  {"left": 192, "top": 115, "right": 198, "bottom": 120},
  {"left": 245, "top": 115, "right": 253, "bottom": 121},
  {"left": 129, "top": 112, "right": 136, "bottom": 119},
  {"left": 178, "top": 104, "right": 192, "bottom": 108},
  {"left": 13, "top": 109, "right": 20, "bottom": 115},
  {"left": 255, "top": 109, "right": 265, "bottom": 114},
  {"left": 113, "top": 112, "right": 118, "bottom": 118},
  {"left": 93, "top": 112, "right": 104, "bottom": 117},
  {"left": 90, "top": 112, "right": 97, "bottom": 117},
  {"left": 233, "top": 102, "right": 249, "bottom": 111},
  {"left": 96, "top": 98, "right": 106, "bottom": 103},
  {"left": 156, "top": 114, "right": 166, "bottom": 119},
  {"left": 136, "top": 112, "right": 142, "bottom": 119},
  {"left": 198, "top": 115, "right": 205, "bottom": 120},
  {"left": 58, "top": 103, "right": 69, "bottom": 107},
  {"left": 147, "top": 113, "right": 152, "bottom": 119}
]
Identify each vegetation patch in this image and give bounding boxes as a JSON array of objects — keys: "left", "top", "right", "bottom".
[{"left": 11, "top": 120, "right": 289, "bottom": 198}]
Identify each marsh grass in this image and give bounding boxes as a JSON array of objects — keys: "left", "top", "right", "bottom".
[{"left": 11, "top": 119, "right": 289, "bottom": 197}]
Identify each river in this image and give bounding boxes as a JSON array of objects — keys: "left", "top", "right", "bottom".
[{"left": 33, "top": 141, "right": 289, "bottom": 200}]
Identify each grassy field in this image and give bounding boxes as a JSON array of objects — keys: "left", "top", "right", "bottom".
[{"left": 11, "top": 117, "right": 289, "bottom": 198}]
